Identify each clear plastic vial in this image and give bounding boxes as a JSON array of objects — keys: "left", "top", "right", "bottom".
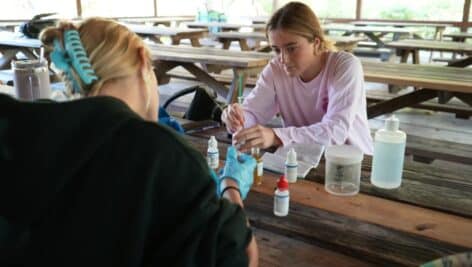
[
  {"left": 274, "top": 176, "right": 289, "bottom": 217},
  {"left": 251, "top": 147, "right": 263, "bottom": 185},
  {"left": 371, "top": 115, "right": 406, "bottom": 189},
  {"left": 207, "top": 136, "right": 219, "bottom": 170},
  {"left": 285, "top": 148, "right": 298, "bottom": 183}
]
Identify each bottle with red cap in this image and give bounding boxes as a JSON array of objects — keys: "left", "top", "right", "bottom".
[{"left": 274, "top": 175, "right": 290, "bottom": 217}]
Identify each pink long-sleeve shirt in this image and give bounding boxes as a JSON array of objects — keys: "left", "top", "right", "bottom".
[{"left": 242, "top": 51, "right": 374, "bottom": 155}]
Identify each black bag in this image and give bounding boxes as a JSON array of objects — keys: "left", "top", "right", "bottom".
[
  {"left": 162, "top": 86, "right": 224, "bottom": 123},
  {"left": 20, "top": 13, "right": 58, "bottom": 39}
]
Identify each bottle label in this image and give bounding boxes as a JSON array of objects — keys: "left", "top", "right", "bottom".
[
  {"left": 285, "top": 164, "right": 298, "bottom": 183},
  {"left": 256, "top": 162, "right": 263, "bottom": 176},
  {"left": 207, "top": 152, "right": 219, "bottom": 169},
  {"left": 274, "top": 193, "right": 289, "bottom": 216}
]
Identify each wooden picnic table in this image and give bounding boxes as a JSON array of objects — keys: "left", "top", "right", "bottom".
[
  {"left": 250, "top": 16, "right": 269, "bottom": 25},
  {"left": 323, "top": 24, "right": 420, "bottom": 47},
  {"left": 185, "top": 21, "right": 266, "bottom": 32},
  {"left": 0, "top": 21, "right": 23, "bottom": 31},
  {"left": 184, "top": 127, "right": 472, "bottom": 267},
  {"left": 385, "top": 39, "right": 472, "bottom": 64},
  {"left": 149, "top": 43, "right": 270, "bottom": 103},
  {"left": 351, "top": 21, "right": 450, "bottom": 40},
  {"left": 211, "top": 31, "right": 365, "bottom": 52},
  {"left": 0, "top": 31, "right": 41, "bottom": 69},
  {"left": 123, "top": 24, "right": 208, "bottom": 47},
  {"left": 251, "top": 16, "right": 333, "bottom": 25},
  {"left": 118, "top": 16, "right": 195, "bottom": 27},
  {"left": 361, "top": 60, "right": 472, "bottom": 118},
  {"left": 443, "top": 32, "right": 472, "bottom": 42},
  {"left": 211, "top": 31, "right": 267, "bottom": 50}
]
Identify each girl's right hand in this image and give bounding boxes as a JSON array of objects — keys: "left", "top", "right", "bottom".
[{"left": 221, "top": 103, "right": 245, "bottom": 133}]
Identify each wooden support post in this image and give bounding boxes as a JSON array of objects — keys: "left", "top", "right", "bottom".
[
  {"left": 462, "top": 0, "right": 471, "bottom": 32},
  {"left": 76, "top": 0, "right": 82, "bottom": 18},
  {"left": 356, "top": 0, "right": 362, "bottom": 20}
]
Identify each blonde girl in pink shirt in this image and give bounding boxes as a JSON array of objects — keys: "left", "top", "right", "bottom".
[{"left": 221, "top": 2, "right": 373, "bottom": 155}]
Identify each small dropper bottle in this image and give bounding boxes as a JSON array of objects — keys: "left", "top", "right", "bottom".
[
  {"left": 207, "top": 136, "right": 219, "bottom": 170},
  {"left": 285, "top": 148, "right": 298, "bottom": 183},
  {"left": 251, "top": 147, "right": 263, "bottom": 185},
  {"left": 274, "top": 175, "right": 289, "bottom": 217}
]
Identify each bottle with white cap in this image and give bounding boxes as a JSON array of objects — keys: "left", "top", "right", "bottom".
[
  {"left": 285, "top": 148, "right": 298, "bottom": 183},
  {"left": 371, "top": 115, "right": 407, "bottom": 189},
  {"left": 207, "top": 136, "right": 219, "bottom": 170}
]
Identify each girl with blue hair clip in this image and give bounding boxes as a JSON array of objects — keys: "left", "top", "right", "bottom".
[{"left": 0, "top": 17, "right": 261, "bottom": 266}]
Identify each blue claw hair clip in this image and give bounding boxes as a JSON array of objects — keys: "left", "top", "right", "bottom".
[{"left": 50, "top": 30, "right": 98, "bottom": 94}]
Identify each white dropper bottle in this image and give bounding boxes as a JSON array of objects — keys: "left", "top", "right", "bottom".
[
  {"left": 285, "top": 148, "right": 298, "bottom": 183},
  {"left": 207, "top": 136, "right": 219, "bottom": 170},
  {"left": 274, "top": 175, "right": 290, "bottom": 217}
]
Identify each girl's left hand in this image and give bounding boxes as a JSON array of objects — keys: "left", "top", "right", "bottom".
[{"left": 233, "top": 125, "right": 282, "bottom": 152}]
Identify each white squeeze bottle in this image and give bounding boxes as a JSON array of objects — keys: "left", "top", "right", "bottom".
[
  {"left": 274, "top": 175, "right": 289, "bottom": 217},
  {"left": 285, "top": 148, "right": 298, "bottom": 183},
  {"left": 207, "top": 136, "right": 219, "bottom": 170},
  {"left": 370, "top": 115, "right": 406, "bottom": 189}
]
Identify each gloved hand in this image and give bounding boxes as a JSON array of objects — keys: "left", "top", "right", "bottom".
[
  {"left": 158, "top": 107, "right": 184, "bottom": 133},
  {"left": 159, "top": 117, "right": 184, "bottom": 133},
  {"left": 220, "top": 146, "right": 257, "bottom": 200}
]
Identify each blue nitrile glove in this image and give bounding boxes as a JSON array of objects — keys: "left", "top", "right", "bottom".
[
  {"left": 220, "top": 146, "right": 257, "bottom": 200},
  {"left": 158, "top": 107, "right": 184, "bottom": 134}
]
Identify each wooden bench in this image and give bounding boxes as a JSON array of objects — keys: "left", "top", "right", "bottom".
[
  {"left": 405, "top": 134, "right": 472, "bottom": 164},
  {"left": 167, "top": 68, "right": 258, "bottom": 87},
  {"left": 354, "top": 47, "right": 393, "bottom": 61},
  {"left": 385, "top": 39, "right": 472, "bottom": 64},
  {"left": 367, "top": 88, "right": 472, "bottom": 119}
]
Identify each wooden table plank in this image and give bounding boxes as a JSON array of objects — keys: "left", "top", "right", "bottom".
[
  {"left": 0, "top": 32, "right": 41, "bottom": 48},
  {"left": 361, "top": 61, "right": 472, "bottom": 94},
  {"left": 151, "top": 48, "right": 269, "bottom": 68},
  {"left": 324, "top": 24, "right": 420, "bottom": 49},
  {"left": 443, "top": 32, "right": 472, "bottom": 41},
  {"left": 0, "top": 21, "right": 23, "bottom": 30},
  {"left": 282, "top": 173, "right": 472, "bottom": 247},
  {"left": 123, "top": 24, "right": 208, "bottom": 46},
  {"left": 351, "top": 21, "right": 450, "bottom": 28},
  {"left": 211, "top": 32, "right": 365, "bottom": 52},
  {"left": 247, "top": 191, "right": 468, "bottom": 267},
  {"left": 386, "top": 39, "right": 472, "bottom": 54},
  {"left": 185, "top": 21, "right": 266, "bottom": 32},
  {"left": 118, "top": 16, "right": 195, "bottom": 27},
  {"left": 148, "top": 43, "right": 270, "bottom": 59},
  {"left": 255, "top": 228, "right": 375, "bottom": 267},
  {"left": 351, "top": 21, "right": 450, "bottom": 40}
]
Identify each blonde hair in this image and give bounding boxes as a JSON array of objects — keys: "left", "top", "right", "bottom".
[
  {"left": 266, "top": 2, "right": 336, "bottom": 52},
  {"left": 40, "top": 17, "right": 153, "bottom": 96}
]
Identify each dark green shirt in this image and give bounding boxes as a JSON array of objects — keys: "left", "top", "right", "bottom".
[{"left": 0, "top": 94, "right": 251, "bottom": 266}]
